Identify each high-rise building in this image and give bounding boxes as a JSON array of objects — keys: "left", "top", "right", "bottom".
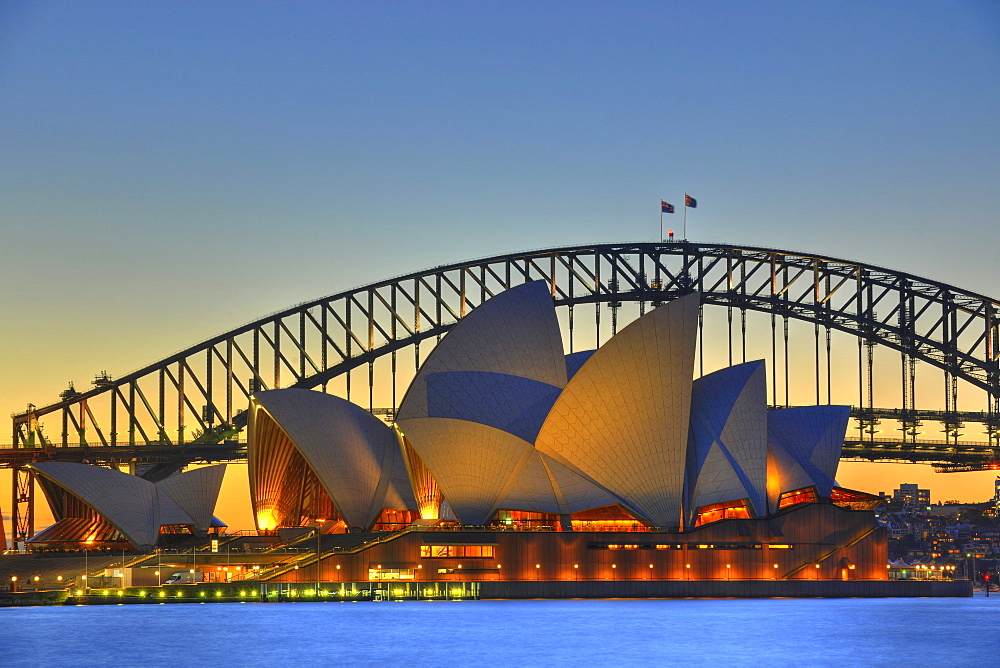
[{"left": 893, "top": 483, "right": 930, "bottom": 508}]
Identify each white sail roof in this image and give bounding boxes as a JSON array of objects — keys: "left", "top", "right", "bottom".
[
  {"left": 397, "top": 417, "right": 537, "bottom": 525},
  {"left": 397, "top": 280, "right": 568, "bottom": 421},
  {"left": 686, "top": 361, "right": 769, "bottom": 523},
  {"left": 767, "top": 405, "right": 852, "bottom": 500},
  {"left": 535, "top": 293, "right": 700, "bottom": 529},
  {"left": 252, "top": 389, "right": 416, "bottom": 531},
  {"left": 29, "top": 462, "right": 161, "bottom": 550},
  {"left": 156, "top": 464, "right": 227, "bottom": 533}
]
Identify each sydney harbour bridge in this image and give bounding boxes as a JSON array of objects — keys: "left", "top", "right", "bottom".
[{"left": 4, "top": 241, "right": 1000, "bottom": 546}]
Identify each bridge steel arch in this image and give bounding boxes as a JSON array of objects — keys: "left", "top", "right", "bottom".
[{"left": 6, "top": 241, "right": 1000, "bottom": 544}]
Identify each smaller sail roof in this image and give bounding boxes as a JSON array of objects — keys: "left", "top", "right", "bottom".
[
  {"left": 29, "top": 462, "right": 161, "bottom": 550},
  {"left": 156, "top": 464, "right": 227, "bottom": 533},
  {"left": 767, "top": 405, "right": 851, "bottom": 499},
  {"left": 252, "top": 389, "right": 416, "bottom": 531},
  {"left": 686, "top": 361, "right": 768, "bottom": 523}
]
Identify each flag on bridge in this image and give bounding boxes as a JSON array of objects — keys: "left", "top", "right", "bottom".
[
  {"left": 685, "top": 194, "right": 697, "bottom": 208},
  {"left": 661, "top": 201, "right": 674, "bottom": 214}
]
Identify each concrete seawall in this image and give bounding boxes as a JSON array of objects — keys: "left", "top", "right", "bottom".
[
  {"left": 479, "top": 579, "right": 973, "bottom": 598},
  {"left": 0, "top": 578, "right": 972, "bottom": 606}
]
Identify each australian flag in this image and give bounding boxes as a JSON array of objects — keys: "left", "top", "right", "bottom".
[
  {"left": 685, "top": 194, "right": 697, "bottom": 208},
  {"left": 661, "top": 200, "right": 674, "bottom": 214}
]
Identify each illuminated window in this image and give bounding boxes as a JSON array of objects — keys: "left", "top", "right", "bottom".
[
  {"left": 777, "top": 487, "right": 819, "bottom": 509},
  {"left": 420, "top": 545, "right": 494, "bottom": 559},
  {"left": 693, "top": 499, "right": 752, "bottom": 527},
  {"left": 570, "top": 505, "right": 650, "bottom": 532},
  {"left": 489, "top": 510, "right": 560, "bottom": 531},
  {"left": 831, "top": 486, "right": 883, "bottom": 511}
]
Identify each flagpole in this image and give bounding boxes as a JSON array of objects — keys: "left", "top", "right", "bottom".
[
  {"left": 660, "top": 208, "right": 663, "bottom": 242},
  {"left": 683, "top": 193, "right": 687, "bottom": 240}
]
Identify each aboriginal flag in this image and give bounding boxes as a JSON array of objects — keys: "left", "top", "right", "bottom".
[
  {"left": 661, "top": 201, "right": 674, "bottom": 214},
  {"left": 685, "top": 194, "right": 697, "bottom": 208}
]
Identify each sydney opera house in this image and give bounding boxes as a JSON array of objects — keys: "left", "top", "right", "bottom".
[
  {"left": 245, "top": 283, "right": 887, "bottom": 584},
  {"left": 17, "top": 282, "right": 888, "bottom": 588}
]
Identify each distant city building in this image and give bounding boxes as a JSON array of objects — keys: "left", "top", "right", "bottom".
[{"left": 893, "top": 483, "right": 930, "bottom": 508}]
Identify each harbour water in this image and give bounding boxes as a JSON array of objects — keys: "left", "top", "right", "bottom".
[{"left": 4, "top": 595, "right": 1000, "bottom": 666}]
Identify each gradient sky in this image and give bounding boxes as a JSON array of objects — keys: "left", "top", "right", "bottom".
[{"left": 2, "top": 1, "right": 999, "bottom": 529}]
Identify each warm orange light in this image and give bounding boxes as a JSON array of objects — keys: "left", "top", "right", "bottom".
[
  {"left": 573, "top": 564, "right": 578, "bottom": 569},
  {"left": 33, "top": 576, "right": 39, "bottom": 582},
  {"left": 611, "top": 564, "right": 617, "bottom": 569},
  {"left": 336, "top": 565, "right": 341, "bottom": 570},
  {"left": 10, "top": 576, "right": 16, "bottom": 582},
  {"left": 649, "top": 564, "right": 653, "bottom": 568},
  {"left": 457, "top": 565, "right": 462, "bottom": 569},
  {"left": 773, "top": 564, "right": 779, "bottom": 569},
  {"left": 726, "top": 564, "right": 731, "bottom": 569},
  {"left": 685, "top": 564, "right": 690, "bottom": 569},
  {"left": 535, "top": 564, "right": 540, "bottom": 569},
  {"left": 190, "top": 569, "right": 195, "bottom": 574},
  {"left": 815, "top": 564, "right": 821, "bottom": 569},
  {"left": 256, "top": 509, "right": 278, "bottom": 532},
  {"left": 416, "top": 564, "right": 422, "bottom": 569},
  {"left": 154, "top": 571, "right": 159, "bottom": 576},
  {"left": 496, "top": 564, "right": 501, "bottom": 569},
  {"left": 57, "top": 575, "right": 63, "bottom": 581}
]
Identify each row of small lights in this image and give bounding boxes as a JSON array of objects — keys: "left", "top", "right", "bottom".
[
  {"left": 17, "top": 560, "right": 927, "bottom": 589},
  {"left": 10, "top": 562, "right": 851, "bottom": 585},
  {"left": 71, "top": 588, "right": 467, "bottom": 598}
]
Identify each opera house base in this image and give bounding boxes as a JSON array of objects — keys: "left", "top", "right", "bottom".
[{"left": 253, "top": 505, "right": 968, "bottom": 599}]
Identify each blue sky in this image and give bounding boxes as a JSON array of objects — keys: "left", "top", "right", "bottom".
[{"left": 1, "top": 1, "right": 999, "bottom": 513}]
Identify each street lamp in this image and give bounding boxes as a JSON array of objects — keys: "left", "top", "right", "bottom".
[{"left": 315, "top": 519, "right": 325, "bottom": 586}]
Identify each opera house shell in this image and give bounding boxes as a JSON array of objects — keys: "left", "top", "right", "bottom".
[
  {"left": 26, "top": 462, "right": 227, "bottom": 551},
  {"left": 247, "top": 282, "right": 868, "bottom": 536}
]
